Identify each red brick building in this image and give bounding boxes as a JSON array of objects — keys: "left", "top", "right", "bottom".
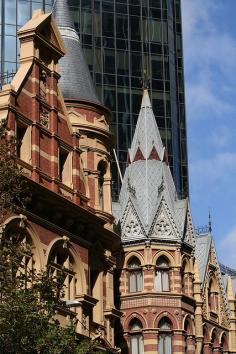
[
  {"left": 1, "top": 1, "right": 236, "bottom": 353},
  {"left": 0, "top": 5, "right": 120, "bottom": 351},
  {"left": 113, "top": 90, "right": 236, "bottom": 353}
]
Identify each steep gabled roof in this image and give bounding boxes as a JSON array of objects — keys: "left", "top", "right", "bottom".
[
  {"left": 52, "top": 0, "right": 100, "bottom": 104},
  {"left": 115, "top": 89, "right": 194, "bottom": 245},
  {"left": 195, "top": 233, "right": 212, "bottom": 284},
  {"left": 195, "top": 233, "right": 230, "bottom": 322}
]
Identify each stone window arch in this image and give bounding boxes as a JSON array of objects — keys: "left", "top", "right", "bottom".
[
  {"left": 211, "top": 329, "right": 218, "bottom": 352},
  {"left": 220, "top": 332, "right": 228, "bottom": 354},
  {"left": 129, "top": 318, "right": 144, "bottom": 354},
  {"left": 128, "top": 257, "right": 143, "bottom": 293},
  {"left": 158, "top": 317, "right": 172, "bottom": 354},
  {"left": 4, "top": 222, "right": 37, "bottom": 286},
  {"left": 155, "top": 256, "right": 170, "bottom": 292},
  {"left": 184, "top": 317, "right": 195, "bottom": 354}
]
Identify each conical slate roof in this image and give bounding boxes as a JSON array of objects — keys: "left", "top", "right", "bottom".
[
  {"left": 114, "top": 90, "right": 194, "bottom": 245},
  {"left": 52, "top": 0, "right": 100, "bottom": 104},
  {"left": 129, "top": 90, "right": 164, "bottom": 162}
]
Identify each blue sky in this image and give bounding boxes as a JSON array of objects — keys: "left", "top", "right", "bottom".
[{"left": 182, "top": 0, "right": 236, "bottom": 267}]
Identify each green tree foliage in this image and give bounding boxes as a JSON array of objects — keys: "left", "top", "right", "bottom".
[{"left": 0, "top": 121, "right": 105, "bottom": 353}]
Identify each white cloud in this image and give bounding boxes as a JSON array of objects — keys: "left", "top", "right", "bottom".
[
  {"left": 190, "top": 152, "right": 236, "bottom": 182},
  {"left": 185, "top": 81, "right": 234, "bottom": 120},
  {"left": 182, "top": 0, "right": 236, "bottom": 120},
  {"left": 218, "top": 226, "right": 236, "bottom": 268}
]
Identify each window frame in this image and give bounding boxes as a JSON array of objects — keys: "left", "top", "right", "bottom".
[
  {"left": 130, "top": 319, "right": 144, "bottom": 354},
  {"left": 155, "top": 257, "right": 170, "bottom": 292},
  {"left": 128, "top": 257, "right": 143, "bottom": 293},
  {"left": 158, "top": 318, "right": 172, "bottom": 354}
]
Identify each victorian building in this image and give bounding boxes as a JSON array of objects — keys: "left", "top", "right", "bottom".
[
  {"left": 0, "top": 1, "right": 236, "bottom": 353},
  {"left": 0, "top": 2, "right": 121, "bottom": 351},
  {"left": 113, "top": 90, "right": 236, "bottom": 353}
]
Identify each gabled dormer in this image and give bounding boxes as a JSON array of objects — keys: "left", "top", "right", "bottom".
[{"left": 195, "top": 233, "right": 230, "bottom": 327}]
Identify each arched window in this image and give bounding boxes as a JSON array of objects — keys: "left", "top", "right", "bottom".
[
  {"left": 6, "top": 227, "right": 35, "bottom": 286},
  {"left": 97, "top": 160, "right": 106, "bottom": 209},
  {"left": 158, "top": 318, "right": 172, "bottom": 354},
  {"left": 208, "top": 278, "right": 218, "bottom": 313},
  {"left": 182, "top": 259, "right": 193, "bottom": 296},
  {"left": 220, "top": 333, "right": 228, "bottom": 354},
  {"left": 155, "top": 256, "right": 170, "bottom": 292},
  {"left": 48, "top": 247, "right": 77, "bottom": 301},
  {"left": 211, "top": 330, "right": 217, "bottom": 353},
  {"left": 128, "top": 257, "right": 142, "bottom": 292},
  {"left": 184, "top": 318, "right": 194, "bottom": 353},
  {"left": 130, "top": 319, "right": 144, "bottom": 354}
]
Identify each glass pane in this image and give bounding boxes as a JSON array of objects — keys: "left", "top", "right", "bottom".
[
  {"left": 5, "top": 0, "right": 16, "bottom": 24},
  {"left": 139, "top": 335, "right": 144, "bottom": 354},
  {"left": 130, "top": 272, "right": 136, "bottom": 292},
  {"left": 129, "top": 258, "right": 141, "bottom": 268},
  {"left": 131, "top": 336, "right": 138, "bottom": 354},
  {"left": 162, "top": 271, "right": 169, "bottom": 291},
  {"left": 131, "top": 320, "right": 142, "bottom": 331},
  {"left": 5, "top": 36, "right": 16, "bottom": 62},
  {"left": 165, "top": 335, "right": 172, "bottom": 354},
  {"left": 137, "top": 271, "right": 142, "bottom": 291},
  {"left": 18, "top": 0, "right": 31, "bottom": 26},
  {"left": 155, "top": 270, "right": 162, "bottom": 291},
  {"left": 158, "top": 336, "right": 164, "bottom": 354}
]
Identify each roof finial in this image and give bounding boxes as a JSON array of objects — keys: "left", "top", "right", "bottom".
[{"left": 208, "top": 209, "right": 212, "bottom": 233}]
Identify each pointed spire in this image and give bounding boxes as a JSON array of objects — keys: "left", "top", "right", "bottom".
[
  {"left": 129, "top": 89, "right": 164, "bottom": 162},
  {"left": 52, "top": 0, "right": 100, "bottom": 104},
  {"left": 208, "top": 209, "right": 212, "bottom": 233}
]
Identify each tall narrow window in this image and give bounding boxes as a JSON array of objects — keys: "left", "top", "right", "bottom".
[
  {"left": 158, "top": 318, "right": 172, "bottom": 354},
  {"left": 58, "top": 148, "right": 72, "bottom": 187},
  {"left": 97, "top": 160, "right": 106, "bottom": 209},
  {"left": 130, "top": 319, "right": 144, "bottom": 354},
  {"left": 49, "top": 248, "right": 76, "bottom": 301},
  {"left": 208, "top": 278, "right": 218, "bottom": 313},
  {"left": 155, "top": 256, "right": 170, "bottom": 292},
  {"left": 16, "top": 122, "right": 31, "bottom": 163},
  {"left": 128, "top": 257, "right": 142, "bottom": 292}
]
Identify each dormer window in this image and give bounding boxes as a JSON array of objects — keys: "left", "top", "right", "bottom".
[{"left": 155, "top": 256, "right": 170, "bottom": 292}]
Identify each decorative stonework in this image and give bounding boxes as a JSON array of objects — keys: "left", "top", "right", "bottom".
[
  {"left": 121, "top": 200, "right": 144, "bottom": 240},
  {"left": 124, "top": 218, "right": 142, "bottom": 238},
  {"left": 40, "top": 106, "right": 49, "bottom": 129},
  {"left": 39, "top": 69, "right": 47, "bottom": 99},
  {"left": 154, "top": 210, "right": 171, "bottom": 237}
]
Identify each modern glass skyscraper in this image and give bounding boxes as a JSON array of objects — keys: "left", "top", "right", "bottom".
[{"left": 0, "top": 0, "right": 188, "bottom": 200}]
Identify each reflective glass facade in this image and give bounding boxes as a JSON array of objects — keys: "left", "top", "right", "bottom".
[{"left": 0, "top": 0, "right": 188, "bottom": 200}]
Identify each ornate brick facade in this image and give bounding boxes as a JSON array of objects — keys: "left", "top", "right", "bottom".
[
  {"left": 1, "top": 3, "right": 236, "bottom": 354},
  {"left": 0, "top": 9, "right": 120, "bottom": 351}
]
